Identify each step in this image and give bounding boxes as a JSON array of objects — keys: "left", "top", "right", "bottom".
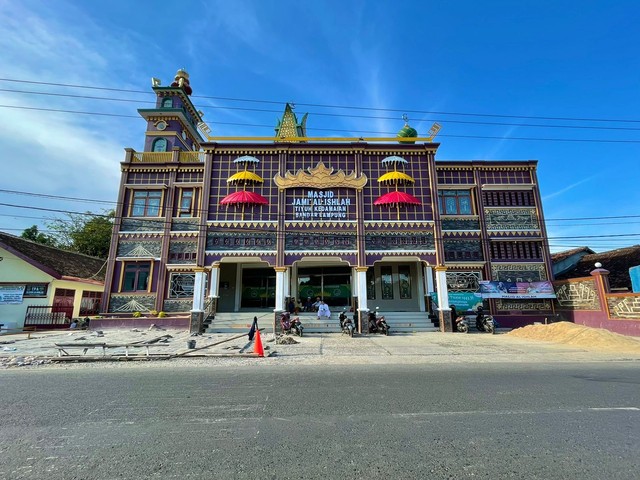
[{"left": 205, "top": 311, "right": 437, "bottom": 333}]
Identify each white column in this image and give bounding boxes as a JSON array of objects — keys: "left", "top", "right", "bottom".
[
  {"left": 424, "top": 265, "right": 434, "bottom": 293},
  {"left": 208, "top": 264, "right": 220, "bottom": 298},
  {"left": 191, "top": 269, "right": 206, "bottom": 312},
  {"left": 435, "top": 267, "right": 449, "bottom": 310},
  {"left": 275, "top": 268, "right": 286, "bottom": 311},
  {"left": 284, "top": 268, "right": 290, "bottom": 298},
  {"left": 356, "top": 268, "right": 368, "bottom": 312},
  {"left": 416, "top": 263, "right": 426, "bottom": 312}
]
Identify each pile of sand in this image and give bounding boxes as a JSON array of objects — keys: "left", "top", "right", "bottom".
[{"left": 507, "top": 322, "right": 640, "bottom": 353}]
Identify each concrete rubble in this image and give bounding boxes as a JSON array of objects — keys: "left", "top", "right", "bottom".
[{"left": 0, "top": 325, "right": 639, "bottom": 369}]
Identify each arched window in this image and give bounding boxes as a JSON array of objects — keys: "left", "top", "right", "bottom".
[
  {"left": 152, "top": 138, "right": 167, "bottom": 152},
  {"left": 161, "top": 97, "right": 173, "bottom": 108}
]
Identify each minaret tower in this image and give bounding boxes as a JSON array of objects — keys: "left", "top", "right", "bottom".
[{"left": 138, "top": 69, "right": 204, "bottom": 152}]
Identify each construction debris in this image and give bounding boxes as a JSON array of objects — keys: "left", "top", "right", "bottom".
[{"left": 276, "top": 335, "right": 299, "bottom": 345}]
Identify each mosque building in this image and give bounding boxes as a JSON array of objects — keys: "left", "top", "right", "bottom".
[{"left": 101, "top": 69, "right": 555, "bottom": 332}]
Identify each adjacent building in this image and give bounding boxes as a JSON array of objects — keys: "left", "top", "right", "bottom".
[
  {"left": 0, "top": 232, "right": 105, "bottom": 331},
  {"left": 102, "top": 70, "right": 555, "bottom": 331}
]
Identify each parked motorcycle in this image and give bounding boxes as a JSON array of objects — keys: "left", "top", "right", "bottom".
[
  {"left": 455, "top": 315, "right": 469, "bottom": 333},
  {"left": 475, "top": 307, "right": 496, "bottom": 334},
  {"left": 368, "top": 308, "right": 390, "bottom": 335},
  {"left": 340, "top": 310, "right": 355, "bottom": 337}
]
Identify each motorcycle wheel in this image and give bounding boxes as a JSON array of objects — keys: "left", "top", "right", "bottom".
[
  {"left": 487, "top": 324, "right": 495, "bottom": 334},
  {"left": 349, "top": 328, "right": 354, "bottom": 338},
  {"left": 458, "top": 324, "right": 469, "bottom": 333}
]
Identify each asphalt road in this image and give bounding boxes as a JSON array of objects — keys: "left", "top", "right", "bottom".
[{"left": 1, "top": 362, "right": 639, "bottom": 479}]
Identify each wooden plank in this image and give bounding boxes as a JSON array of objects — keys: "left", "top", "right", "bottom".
[{"left": 171, "top": 329, "right": 263, "bottom": 357}]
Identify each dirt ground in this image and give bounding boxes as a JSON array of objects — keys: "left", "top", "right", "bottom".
[{"left": 506, "top": 322, "right": 640, "bottom": 354}]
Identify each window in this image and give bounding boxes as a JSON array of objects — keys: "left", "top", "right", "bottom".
[
  {"left": 80, "top": 291, "right": 102, "bottom": 315},
  {"left": 398, "top": 265, "right": 412, "bottom": 299},
  {"left": 24, "top": 284, "right": 48, "bottom": 297},
  {"left": 161, "top": 98, "right": 173, "bottom": 108},
  {"left": 482, "top": 190, "right": 534, "bottom": 207},
  {"left": 152, "top": 138, "right": 167, "bottom": 152},
  {"left": 131, "top": 190, "right": 162, "bottom": 217},
  {"left": 438, "top": 190, "right": 473, "bottom": 215},
  {"left": 122, "top": 263, "right": 151, "bottom": 292},
  {"left": 168, "top": 273, "right": 195, "bottom": 298},
  {"left": 178, "top": 188, "right": 195, "bottom": 217},
  {"left": 381, "top": 266, "right": 394, "bottom": 300},
  {"left": 366, "top": 268, "right": 376, "bottom": 300}
]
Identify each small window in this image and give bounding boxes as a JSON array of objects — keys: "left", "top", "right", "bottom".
[
  {"left": 178, "top": 188, "right": 194, "bottom": 217},
  {"left": 162, "top": 98, "right": 173, "bottom": 108},
  {"left": 131, "top": 190, "right": 162, "bottom": 217},
  {"left": 122, "top": 263, "right": 151, "bottom": 292},
  {"left": 168, "top": 273, "right": 195, "bottom": 298},
  {"left": 152, "top": 138, "right": 167, "bottom": 152},
  {"left": 438, "top": 190, "right": 473, "bottom": 215}
]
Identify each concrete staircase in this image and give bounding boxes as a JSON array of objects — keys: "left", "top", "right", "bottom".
[
  {"left": 205, "top": 311, "right": 437, "bottom": 334},
  {"left": 372, "top": 312, "right": 438, "bottom": 333}
]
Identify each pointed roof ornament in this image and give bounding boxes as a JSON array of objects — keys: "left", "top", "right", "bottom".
[{"left": 275, "top": 103, "right": 308, "bottom": 142}]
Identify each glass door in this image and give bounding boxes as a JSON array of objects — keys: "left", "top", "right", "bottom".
[
  {"left": 241, "top": 268, "right": 275, "bottom": 309},
  {"left": 297, "top": 267, "right": 351, "bottom": 308}
]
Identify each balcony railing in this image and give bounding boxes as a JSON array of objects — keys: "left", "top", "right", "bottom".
[
  {"left": 179, "top": 151, "right": 206, "bottom": 163},
  {"left": 132, "top": 152, "right": 172, "bottom": 163},
  {"left": 130, "top": 151, "right": 205, "bottom": 163}
]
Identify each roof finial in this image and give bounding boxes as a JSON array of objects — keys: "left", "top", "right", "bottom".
[{"left": 402, "top": 113, "right": 409, "bottom": 125}]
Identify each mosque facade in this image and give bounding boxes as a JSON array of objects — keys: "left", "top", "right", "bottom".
[{"left": 101, "top": 70, "right": 555, "bottom": 332}]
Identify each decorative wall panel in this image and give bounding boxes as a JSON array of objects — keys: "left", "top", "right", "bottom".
[
  {"left": 491, "top": 263, "right": 547, "bottom": 282},
  {"left": 485, "top": 208, "right": 539, "bottom": 231},
  {"left": 554, "top": 279, "right": 600, "bottom": 310}
]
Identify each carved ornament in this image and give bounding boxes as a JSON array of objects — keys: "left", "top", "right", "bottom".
[{"left": 274, "top": 161, "right": 368, "bottom": 190}]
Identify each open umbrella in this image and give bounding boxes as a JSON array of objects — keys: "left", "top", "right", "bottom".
[
  {"left": 220, "top": 191, "right": 268, "bottom": 220},
  {"left": 227, "top": 171, "right": 264, "bottom": 185},
  {"left": 220, "top": 191, "right": 268, "bottom": 205},
  {"left": 233, "top": 155, "right": 260, "bottom": 164},
  {"left": 378, "top": 171, "right": 415, "bottom": 185},
  {"left": 381, "top": 156, "right": 408, "bottom": 166},
  {"left": 374, "top": 191, "right": 421, "bottom": 220},
  {"left": 374, "top": 191, "right": 421, "bottom": 206}
]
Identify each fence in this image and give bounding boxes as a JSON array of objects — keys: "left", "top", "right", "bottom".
[
  {"left": 553, "top": 268, "right": 640, "bottom": 337},
  {"left": 24, "top": 305, "right": 73, "bottom": 327}
]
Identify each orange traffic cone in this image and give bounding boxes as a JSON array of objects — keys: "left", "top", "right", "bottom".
[{"left": 253, "top": 328, "right": 264, "bottom": 357}]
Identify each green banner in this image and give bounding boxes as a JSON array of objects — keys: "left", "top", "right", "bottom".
[{"left": 430, "top": 292, "right": 483, "bottom": 312}]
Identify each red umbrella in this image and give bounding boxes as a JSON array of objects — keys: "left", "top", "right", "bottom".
[
  {"left": 373, "top": 191, "right": 421, "bottom": 206},
  {"left": 220, "top": 191, "right": 268, "bottom": 206}
]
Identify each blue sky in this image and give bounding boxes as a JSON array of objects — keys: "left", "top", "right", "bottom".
[{"left": 1, "top": 0, "right": 639, "bottom": 253}]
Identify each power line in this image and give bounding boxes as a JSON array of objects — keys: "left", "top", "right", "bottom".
[
  {"left": 3, "top": 188, "right": 640, "bottom": 224},
  {"left": 6, "top": 87, "right": 640, "bottom": 133},
  {"left": 2, "top": 103, "right": 640, "bottom": 144},
  {"left": 3, "top": 76, "right": 640, "bottom": 125}
]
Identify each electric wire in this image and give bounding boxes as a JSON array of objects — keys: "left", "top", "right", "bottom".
[
  {"left": 3, "top": 77, "right": 640, "bottom": 124},
  {"left": 5, "top": 87, "right": 640, "bottom": 132}
]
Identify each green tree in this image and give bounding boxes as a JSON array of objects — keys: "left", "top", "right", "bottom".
[
  {"left": 46, "top": 210, "right": 114, "bottom": 258},
  {"left": 21, "top": 225, "right": 57, "bottom": 247}
]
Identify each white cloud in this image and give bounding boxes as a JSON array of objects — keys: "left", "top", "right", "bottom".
[{"left": 0, "top": 1, "right": 149, "bottom": 231}]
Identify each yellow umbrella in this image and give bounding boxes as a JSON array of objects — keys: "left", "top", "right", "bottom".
[
  {"left": 377, "top": 171, "right": 415, "bottom": 184},
  {"left": 227, "top": 171, "right": 264, "bottom": 184}
]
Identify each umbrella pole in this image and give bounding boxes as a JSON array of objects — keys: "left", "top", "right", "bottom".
[
  {"left": 241, "top": 203, "right": 245, "bottom": 221},
  {"left": 397, "top": 203, "right": 400, "bottom": 221}
]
